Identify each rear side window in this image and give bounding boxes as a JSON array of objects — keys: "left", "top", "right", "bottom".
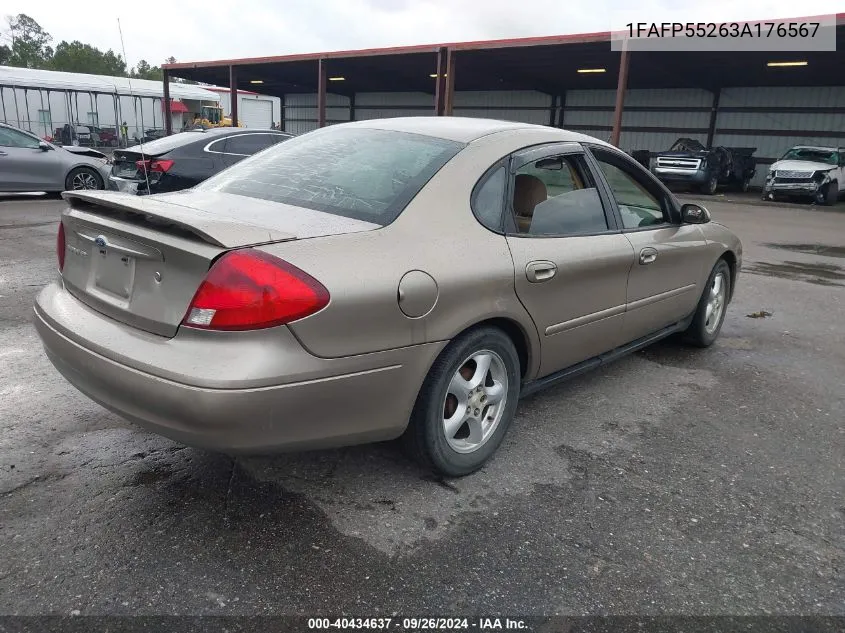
[
  {"left": 225, "top": 133, "right": 288, "bottom": 156},
  {"left": 472, "top": 165, "right": 507, "bottom": 231},
  {"left": 196, "top": 127, "right": 463, "bottom": 225}
]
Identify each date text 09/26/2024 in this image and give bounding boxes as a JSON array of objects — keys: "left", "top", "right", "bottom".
[{"left": 307, "top": 617, "right": 528, "bottom": 630}]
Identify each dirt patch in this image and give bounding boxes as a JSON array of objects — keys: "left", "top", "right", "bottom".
[
  {"left": 744, "top": 260, "right": 845, "bottom": 287},
  {"left": 764, "top": 243, "right": 845, "bottom": 259}
]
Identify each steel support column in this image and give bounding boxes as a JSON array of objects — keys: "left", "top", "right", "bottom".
[
  {"left": 279, "top": 94, "right": 286, "bottom": 131},
  {"left": 556, "top": 91, "right": 566, "bottom": 128},
  {"left": 317, "top": 59, "right": 327, "bottom": 128},
  {"left": 706, "top": 87, "right": 721, "bottom": 148},
  {"left": 443, "top": 49, "right": 456, "bottom": 116},
  {"left": 162, "top": 69, "right": 173, "bottom": 135},
  {"left": 23, "top": 88, "right": 30, "bottom": 131},
  {"left": 349, "top": 93, "right": 355, "bottom": 122},
  {"left": 433, "top": 48, "right": 448, "bottom": 115},
  {"left": 228, "top": 65, "right": 238, "bottom": 128},
  {"left": 610, "top": 48, "right": 630, "bottom": 148}
]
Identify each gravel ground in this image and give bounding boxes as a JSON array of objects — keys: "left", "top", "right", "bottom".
[{"left": 0, "top": 194, "right": 842, "bottom": 619}]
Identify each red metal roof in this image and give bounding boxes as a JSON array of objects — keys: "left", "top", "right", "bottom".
[{"left": 163, "top": 12, "right": 845, "bottom": 71}]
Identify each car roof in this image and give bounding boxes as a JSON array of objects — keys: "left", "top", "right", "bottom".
[{"left": 345, "top": 116, "right": 614, "bottom": 147}]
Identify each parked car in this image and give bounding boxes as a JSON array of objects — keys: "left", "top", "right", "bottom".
[
  {"left": 762, "top": 145, "right": 845, "bottom": 206},
  {"left": 651, "top": 138, "right": 757, "bottom": 194},
  {"left": 34, "top": 118, "right": 742, "bottom": 477},
  {"left": 74, "top": 125, "right": 92, "bottom": 146},
  {"left": 0, "top": 122, "right": 110, "bottom": 193},
  {"left": 108, "top": 128, "right": 292, "bottom": 195},
  {"left": 88, "top": 126, "right": 119, "bottom": 147}
]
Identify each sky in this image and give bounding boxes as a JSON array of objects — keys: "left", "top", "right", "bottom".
[{"left": 2, "top": 0, "right": 842, "bottom": 68}]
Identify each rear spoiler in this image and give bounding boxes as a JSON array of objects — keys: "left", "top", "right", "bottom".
[{"left": 62, "top": 191, "right": 296, "bottom": 249}]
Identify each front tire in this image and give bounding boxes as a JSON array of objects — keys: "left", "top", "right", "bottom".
[
  {"left": 403, "top": 326, "right": 521, "bottom": 477},
  {"left": 700, "top": 175, "right": 718, "bottom": 195},
  {"left": 684, "top": 259, "right": 731, "bottom": 348},
  {"left": 65, "top": 166, "right": 104, "bottom": 191},
  {"left": 815, "top": 181, "right": 838, "bottom": 206}
]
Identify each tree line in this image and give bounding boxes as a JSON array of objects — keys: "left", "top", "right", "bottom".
[{"left": 0, "top": 14, "right": 193, "bottom": 82}]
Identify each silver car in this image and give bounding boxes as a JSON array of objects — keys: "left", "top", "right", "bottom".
[{"left": 0, "top": 122, "right": 110, "bottom": 193}]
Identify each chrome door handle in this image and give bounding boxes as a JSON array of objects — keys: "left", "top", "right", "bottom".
[
  {"left": 0, "top": 151, "right": 7, "bottom": 156},
  {"left": 525, "top": 260, "right": 557, "bottom": 283},
  {"left": 639, "top": 248, "right": 658, "bottom": 265}
]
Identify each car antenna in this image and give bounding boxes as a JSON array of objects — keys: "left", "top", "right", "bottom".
[{"left": 117, "top": 18, "right": 152, "bottom": 195}]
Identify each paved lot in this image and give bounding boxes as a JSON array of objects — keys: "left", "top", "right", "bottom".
[{"left": 0, "top": 194, "right": 843, "bottom": 616}]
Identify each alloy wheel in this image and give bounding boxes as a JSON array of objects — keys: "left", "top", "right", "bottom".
[{"left": 442, "top": 350, "right": 509, "bottom": 454}]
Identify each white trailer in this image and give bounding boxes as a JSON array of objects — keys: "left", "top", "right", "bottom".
[{"left": 0, "top": 65, "right": 220, "bottom": 145}]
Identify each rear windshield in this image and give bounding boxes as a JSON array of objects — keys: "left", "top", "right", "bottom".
[{"left": 195, "top": 127, "right": 463, "bottom": 225}]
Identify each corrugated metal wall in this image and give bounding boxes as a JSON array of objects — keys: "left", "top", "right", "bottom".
[
  {"left": 285, "top": 93, "right": 350, "bottom": 135},
  {"left": 563, "top": 88, "right": 712, "bottom": 151},
  {"left": 453, "top": 90, "right": 551, "bottom": 125},
  {"left": 278, "top": 86, "right": 845, "bottom": 190}
]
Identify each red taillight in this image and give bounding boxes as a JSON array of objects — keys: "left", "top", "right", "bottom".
[
  {"left": 182, "top": 249, "right": 330, "bottom": 331},
  {"left": 136, "top": 159, "right": 174, "bottom": 173},
  {"left": 57, "top": 221, "right": 66, "bottom": 272}
]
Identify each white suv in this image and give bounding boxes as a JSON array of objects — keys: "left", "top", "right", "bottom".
[{"left": 763, "top": 146, "right": 845, "bottom": 206}]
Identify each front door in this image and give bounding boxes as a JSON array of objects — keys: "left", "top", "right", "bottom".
[
  {"left": 0, "top": 127, "right": 64, "bottom": 192},
  {"left": 503, "top": 144, "right": 635, "bottom": 378},
  {"left": 588, "top": 145, "right": 709, "bottom": 342}
]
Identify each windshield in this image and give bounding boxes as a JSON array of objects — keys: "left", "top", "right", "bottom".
[
  {"left": 195, "top": 127, "right": 463, "bottom": 225},
  {"left": 780, "top": 147, "right": 838, "bottom": 165},
  {"left": 670, "top": 138, "right": 705, "bottom": 152}
]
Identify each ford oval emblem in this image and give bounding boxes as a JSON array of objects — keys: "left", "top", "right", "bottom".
[{"left": 94, "top": 235, "right": 108, "bottom": 248}]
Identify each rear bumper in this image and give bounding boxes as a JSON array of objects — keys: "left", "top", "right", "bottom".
[{"left": 33, "top": 282, "right": 444, "bottom": 453}]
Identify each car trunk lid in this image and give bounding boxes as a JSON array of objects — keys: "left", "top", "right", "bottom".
[{"left": 59, "top": 190, "right": 379, "bottom": 337}]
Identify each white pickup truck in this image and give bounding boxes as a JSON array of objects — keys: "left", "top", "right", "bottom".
[{"left": 762, "top": 145, "right": 845, "bottom": 206}]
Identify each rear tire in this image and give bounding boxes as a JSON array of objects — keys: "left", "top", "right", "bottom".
[
  {"left": 65, "top": 166, "right": 104, "bottom": 191},
  {"left": 683, "top": 259, "right": 731, "bottom": 348},
  {"left": 403, "top": 326, "right": 521, "bottom": 477}
]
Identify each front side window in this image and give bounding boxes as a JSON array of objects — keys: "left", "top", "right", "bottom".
[
  {"left": 0, "top": 126, "right": 40, "bottom": 149},
  {"left": 197, "top": 127, "right": 463, "bottom": 225},
  {"left": 509, "top": 153, "right": 608, "bottom": 236},
  {"left": 591, "top": 149, "right": 668, "bottom": 230}
]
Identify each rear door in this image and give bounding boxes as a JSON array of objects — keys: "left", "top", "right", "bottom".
[
  {"left": 0, "top": 126, "right": 64, "bottom": 191},
  {"left": 502, "top": 143, "right": 635, "bottom": 378},
  {"left": 587, "top": 144, "right": 709, "bottom": 342}
]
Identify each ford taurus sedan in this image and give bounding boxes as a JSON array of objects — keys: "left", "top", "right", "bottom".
[{"left": 34, "top": 117, "right": 742, "bottom": 476}]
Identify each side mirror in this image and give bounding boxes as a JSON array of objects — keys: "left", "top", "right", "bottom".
[
  {"left": 681, "top": 203, "right": 711, "bottom": 224},
  {"left": 38, "top": 141, "right": 51, "bottom": 152}
]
